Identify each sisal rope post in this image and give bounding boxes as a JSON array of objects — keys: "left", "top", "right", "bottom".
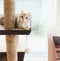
[{"left": 4, "top": 0, "right": 18, "bottom": 61}]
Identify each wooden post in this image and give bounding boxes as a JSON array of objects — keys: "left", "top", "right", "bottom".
[{"left": 4, "top": 0, "right": 18, "bottom": 61}]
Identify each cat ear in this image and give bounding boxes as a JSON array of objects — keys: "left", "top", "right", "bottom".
[
  {"left": 28, "top": 12, "right": 31, "bottom": 17},
  {"left": 21, "top": 10, "right": 24, "bottom": 14}
]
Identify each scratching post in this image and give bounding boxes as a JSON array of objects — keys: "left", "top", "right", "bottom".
[
  {"left": 4, "top": 0, "right": 18, "bottom": 61},
  {"left": 4, "top": 0, "right": 15, "bottom": 29}
]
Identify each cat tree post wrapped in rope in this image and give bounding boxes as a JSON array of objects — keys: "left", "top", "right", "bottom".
[{"left": 4, "top": 0, "right": 18, "bottom": 61}]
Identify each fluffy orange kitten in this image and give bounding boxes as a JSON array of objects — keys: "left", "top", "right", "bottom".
[
  {"left": 17, "top": 10, "right": 31, "bottom": 30},
  {"left": 0, "top": 10, "right": 31, "bottom": 30}
]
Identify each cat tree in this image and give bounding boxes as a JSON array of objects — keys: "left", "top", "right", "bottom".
[{"left": 0, "top": 0, "right": 31, "bottom": 61}]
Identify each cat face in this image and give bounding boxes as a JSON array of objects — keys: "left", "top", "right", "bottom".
[{"left": 19, "top": 10, "right": 31, "bottom": 23}]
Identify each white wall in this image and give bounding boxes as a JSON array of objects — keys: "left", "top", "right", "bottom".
[
  {"left": 56, "top": 0, "right": 60, "bottom": 26},
  {"left": 0, "top": 1, "right": 4, "bottom": 14},
  {"left": 53, "top": 0, "right": 60, "bottom": 36},
  {"left": 47, "top": 0, "right": 60, "bottom": 36},
  {"left": 46, "top": 0, "right": 58, "bottom": 34}
]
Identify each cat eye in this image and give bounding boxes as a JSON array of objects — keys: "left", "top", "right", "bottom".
[
  {"left": 25, "top": 17, "right": 28, "bottom": 19},
  {"left": 21, "top": 16, "right": 24, "bottom": 18}
]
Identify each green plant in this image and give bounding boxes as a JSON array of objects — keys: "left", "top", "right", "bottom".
[{"left": 32, "top": 20, "right": 46, "bottom": 35}]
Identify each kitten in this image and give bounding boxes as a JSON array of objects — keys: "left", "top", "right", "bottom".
[
  {"left": 0, "top": 10, "right": 31, "bottom": 30},
  {"left": 17, "top": 10, "right": 31, "bottom": 30}
]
